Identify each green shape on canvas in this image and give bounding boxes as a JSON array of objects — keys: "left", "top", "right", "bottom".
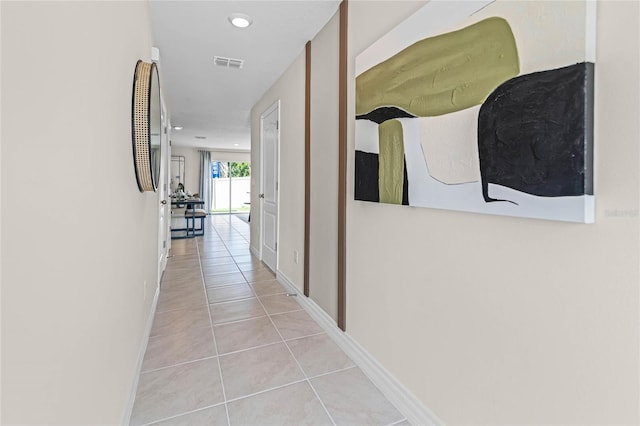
[{"left": 356, "top": 17, "right": 520, "bottom": 117}]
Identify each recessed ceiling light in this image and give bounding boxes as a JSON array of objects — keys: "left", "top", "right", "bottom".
[
  {"left": 234, "top": 143, "right": 239, "bottom": 146},
  {"left": 173, "top": 126, "right": 183, "bottom": 130},
  {"left": 228, "top": 13, "right": 252, "bottom": 29}
]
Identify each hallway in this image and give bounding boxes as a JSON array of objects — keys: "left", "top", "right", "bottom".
[{"left": 130, "top": 215, "right": 409, "bottom": 426}]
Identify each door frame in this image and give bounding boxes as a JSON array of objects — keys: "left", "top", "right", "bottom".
[
  {"left": 259, "top": 100, "right": 281, "bottom": 269},
  {"left": 157, "top": 95, "right": 170, "bottom": 283}
]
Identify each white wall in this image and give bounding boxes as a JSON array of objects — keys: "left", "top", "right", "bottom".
[
  {"left": 249, "top": 11, "right": 341, "bottom": 319},
  {"left": 309, "top": 13, "right": 340, "bottom": 320},
  {"left": 346, "top": 1, "right": 640, "bottom": 424},
  {"left": 1, "top": 2, "right": 158, "bottom": 424},
  {"left": 170, "top": 146, "right": 200, "bottom": 195},
  {"left": 250, "top": 53, "right": 306, "bottom": 287},
  {"left": 208, "top": 151, "right": 251, "bottom": 164}
]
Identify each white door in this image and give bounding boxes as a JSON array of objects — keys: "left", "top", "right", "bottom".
[
  {"left": 260, "top": 102, "right": 279, "bottom": 271},
  {"left": 157, "top": 101, "right": 170, "bottom": 281}
]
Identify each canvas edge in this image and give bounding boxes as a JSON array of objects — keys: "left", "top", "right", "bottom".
[
  {"left": 276, "top": 270, "right": 446, "bottom": 426},
  {"left": 585, "top": 0, "right": 597, "bottom": 63},
  {"left": 586, "top": 0, "right": 597, "bottom": 224}
]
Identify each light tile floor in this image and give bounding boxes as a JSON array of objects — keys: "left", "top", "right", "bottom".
[{"left": 131, "top": 214, "right": 410, "bottom": 426}]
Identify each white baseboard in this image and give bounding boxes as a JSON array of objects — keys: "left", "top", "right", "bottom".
[
  {"left": 250, "top": 245, "right": 260, "bottom": 260},
  {"left": 275, "top": 270, "right": 304, "bottom": 295},
  {"left": 276, "top": 274, "right": 444, "bottom": 426},
  {"left": 122, "top": 284, "right": 160, "bottom": 425}
]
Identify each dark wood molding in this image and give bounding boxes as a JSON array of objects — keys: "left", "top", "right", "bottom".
[
  {"left": 304, "top": 41, "right": 311, "bottom": 298},
  {"left": 337, "top": 0, "right": 348, "bottom": 331}
]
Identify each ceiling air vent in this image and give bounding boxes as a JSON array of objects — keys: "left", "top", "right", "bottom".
[
  {"left": 195, "top": 136, "right": 207, "bottom": 140},
  {"left": 213, "top": 55, "right": 244, "bottom": 69}
]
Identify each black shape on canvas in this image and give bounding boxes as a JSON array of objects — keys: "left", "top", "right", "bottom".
[
  {"left": 402, "top": 160, "right": 409, "bottom": 206},
  {"left": 355, "top": 150, "right": 410, "bottom": 205},
  {"left": 355, "top": 150, "right": 379, "bottom": 202},
  {"left": 356, "top": 106, "right": 416, "bottom": 124},
  {"left": 477, "top": 62, "right": 594, "bottom": 203}
]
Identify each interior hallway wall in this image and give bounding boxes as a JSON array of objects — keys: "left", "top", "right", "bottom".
[
  {"left": 250, "top": 52, "right": 306, "bottom": 287},
  {"left": 1, "top": 2, "right": 157, "bottom": 424},
  {"left": 345, "top": 1, "right": 640, "bottom": 424},
  {"left": 250, "top": 1, "right": 639, "bottom": 423},
  {"left": 249, "top": 9, "right": 342, "bottom": 321},
  {"left": 309, "top": 12, "right": 340, "bottom": 321},
  {"left": 171, "top": 146, "right": 201, "bottom": 195}
]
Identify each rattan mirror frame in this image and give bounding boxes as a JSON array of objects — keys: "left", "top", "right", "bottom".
[{"left": 131, "top": 60, "right": 161, "bottom": 192}]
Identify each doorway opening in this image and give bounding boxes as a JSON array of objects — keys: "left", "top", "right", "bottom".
[{"left": 208, "top": 161, "right": 251, "bottom": 221}]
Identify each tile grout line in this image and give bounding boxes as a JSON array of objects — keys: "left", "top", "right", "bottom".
[
  {"left": 282, "top": 331, "right": 327, "bottom": 343},
  {"left": 153, "top": 218, "right": 388, "bottom": 425},
  {"left": 146, "top": 324, "right": 215, "bottom": 342},
  {"left": 262, "top": 306, "right": 304, "bottom": 316},
  {"left": 213, "top": 323, "right": 329, "bottom": 356},
  {"left": 148, "top": 304, "right": 210, "bottom": 318},
  {"left": 208, "top": 295, "right": 256, "bottom": 305},
  {"left": 217, "top": 339, "right": 283, "bottom": 358},
  {"left": 223, "top": 377, "right": 308, "bottom": 404},
  {"left": 208, "top": 219, "right": 258, "bottom": 320},
  {"left": 226, "top": 214, "right": 250, "bottom": 244},
  {"left": 154, "top": 301, "right": 209, "bottom": 315},
  {"left": 201, "top": 267, "right": 243, "bottom": 276},
  {"left": 210, "top": 312, "right": 267, "bottom": 327},
  {"left": 205, "top": 218, "right": 284, "bottom": 356},
  {"left": 248, "top": 278, "right": 284, "bottom": 285},
  {"left": 154, "top": 306, "right": 208, "bottom": 315},
  {"left": 139, "top": 355, "right": 218, "bottom": 375},
  {"left": 213, "top": 216, "right": 252, "bottom": 271},
  {"left": 209, "top": 216, "right": 343, "bottom": 422},
  {"left": 207, "top": 293, "right": 301, "bottom": 310},
  {"left": 250, "top": 290, "right": 288, "bottom": 298},
  {"left": 252, "top": 294, "right": 338, "bottom": 426},
  {"left": 206, "top": 283, "right": 254, "bottom": 295},
  {"left": 205, "top": 281, "right": 249, "bottom": 289},
  {"left": 212, "top": 312, "right": 329, "bottom": 356},
  {"left": 196, "top": 231, "right": 232, "bottom": 426},
  {"left": 306, "top": 364, "right": 358, "bottom": 381},
  {"left": 135, "top": 241, "right": 217, "bottom": 422},
  {"left": 207, "top": 214, "right": 259, "bottom": 420},
  {"left": 215, "top": 215, "right": 341, "bottom": 422},
  {"left": 138, "top": 401, "right": 227, "bottom": 426},
  {"left": 386, "top": 418, "right": 410, "bottom": 426}
]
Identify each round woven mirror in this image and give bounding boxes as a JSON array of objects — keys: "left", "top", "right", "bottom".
[{"left": 131, "top": 60, "right": 161, "bottom": 192}]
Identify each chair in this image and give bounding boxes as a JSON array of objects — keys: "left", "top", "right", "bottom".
[
  {"left": 184, "top": 208, "right": 206, "bottom": 237},
  {"left": 170, "top": 208, "right": 189, "bottom": 239},
  {"left": 170, "top": 208, "right": 206, "bottom": 239}
]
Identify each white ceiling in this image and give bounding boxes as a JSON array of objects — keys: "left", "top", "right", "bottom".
[{"left": 149, "top": 0, "right": 341, "bottom": 152}]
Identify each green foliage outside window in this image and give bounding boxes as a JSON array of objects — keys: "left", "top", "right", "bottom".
[{"left": 230, "top": 162, "right": 250, "bottom": 177}]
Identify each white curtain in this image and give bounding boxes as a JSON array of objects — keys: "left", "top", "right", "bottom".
[{"left": 199, "top": 150, "right": 211, "bottom": 213}]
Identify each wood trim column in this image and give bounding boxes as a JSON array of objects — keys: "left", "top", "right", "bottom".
[
  {"left": 304, "top": 41, "right": 311, "bottom": 298},
  {"left": 337, "top": 0, "right": 348, "bottom": 331}
]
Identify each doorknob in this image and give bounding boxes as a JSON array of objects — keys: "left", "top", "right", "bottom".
[
  {"left": 258, "top": 193, "right": 265, "bottom": 198},
  {"left": 160, "top": 199, "right": 167, "bottom": 205}
]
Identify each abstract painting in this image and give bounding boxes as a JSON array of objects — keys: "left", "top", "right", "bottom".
[{"left": 355, "top": 0, "right": 596, "bottom": 222}]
